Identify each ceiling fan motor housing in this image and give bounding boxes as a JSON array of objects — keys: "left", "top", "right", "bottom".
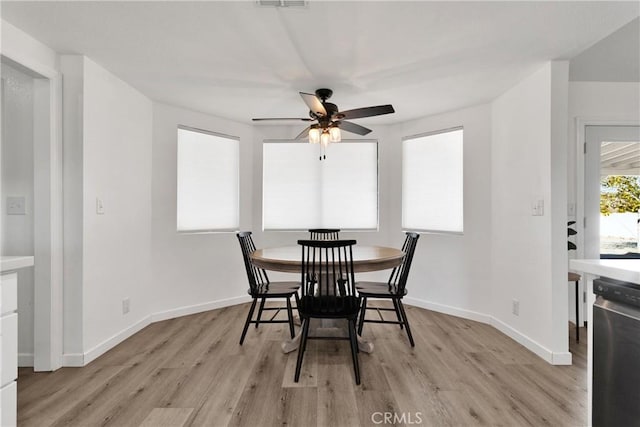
[{"left": 315, "top": 88, "right": 333, "bottom": 101}]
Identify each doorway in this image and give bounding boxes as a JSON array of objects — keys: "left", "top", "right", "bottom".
[
  {"left": 0, "top": 54, "right": 63, "bottom": 372},
  {"left": 1, "top": 61, "right": 36, "bottom": 368},
  {"left": 584, "top": 125, "right": 640, "bottom": 259}
]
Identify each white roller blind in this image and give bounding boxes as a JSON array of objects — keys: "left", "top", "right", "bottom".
[
  {"left": 263, "top": 141, "right": 378, "bottom": 230},
  {"left": 177, "top": 126, "right": 239, "bottom": 232},
  {"left": 402, "top": 128, "right": 463, "bottom": 233}
]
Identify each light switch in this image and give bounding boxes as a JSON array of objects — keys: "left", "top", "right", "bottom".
[
  {"left": 532, "top": 199, "right": 544, "bottom": 216},
  {"left": 96, "top": 198, "right": 105, "bottom": 215},
  {"left": 7, "top": 197, "right": 26, "bottom": 215}
]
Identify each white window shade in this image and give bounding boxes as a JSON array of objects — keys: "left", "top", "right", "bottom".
[
  {"left": 402, "top": 128, "right": 463, "bottom": 233},
  {"left": 263, "top": 141, "right": 378, "bottom": 230},
  {"left": 177, "top": 126, "right": 239, "bottom": 232}
]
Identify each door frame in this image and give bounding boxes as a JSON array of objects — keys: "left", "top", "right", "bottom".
[
  {"left": 576, "top": 117, "right": 640, "bottom": 262},
  {"left": 1, "top": 49, "right": 63, "bottom": 371}
]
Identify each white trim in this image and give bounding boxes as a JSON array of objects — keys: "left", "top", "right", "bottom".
[
  {"left": 83, "top": 316, "right": 153, "bottom": 366},
  {"left": 403, "top": 297, "right": 491, "bottom": 324},
  {"left": 575, "top": 117, "right": 640, "bottom": 261},
  {"left": 151, "top": 295, "right": 251, "bottom": 323},
  {"left": 61, "top": 295, "right": 252, "bottom": 367},
  {"left": 490, "top": 316, "right": 571, "bottom": 365},
  {"left": 1, "top": 51, "right": 64, "bottom": 372},
  {"left": 61, "top": 353, "right": 85, "bottom": 368},
  {"left": 18, "top": 353, "right": 34, "bottom": 367},
  {"left": 67, "top": 293, "right": 573, "bottom": 367},
  {"left": 404, "top": 297, "right": 572, "bottom": 365}
]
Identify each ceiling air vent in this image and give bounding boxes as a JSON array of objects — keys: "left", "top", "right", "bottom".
[{"left": 256, "top": 0, "right": 308, "bottom": 7}]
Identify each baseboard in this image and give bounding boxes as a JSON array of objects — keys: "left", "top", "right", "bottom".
[
  {"left": 62, "top": 295, "right": 252, "bottom": 367},
  {"left": 151, "top": 295, "right": 252, "bottom": 323},
  {"left": 62, "top": 353, "right": 85, "bottom": 367},
  {"left": 551, "top": 351, "right": 573, "bottom": 365},
  {"left": 404, "top": 296, "right": 572, "bottom": 366},
  {"left": 18, "top": 353, "right": 34, "bottom": 367},
  {"left": 404, "top": 297, "right": 492, "bottom": 324},
  {"left": 64, "top": 294, "right": 572, "bottom": 368},
  {"left": 83, "top": 315, "right": 153, "bottom": 365}
]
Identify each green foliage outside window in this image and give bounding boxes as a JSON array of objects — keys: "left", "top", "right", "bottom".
[{"left": 600, "top": 175, "right": 640, "bottom": 216}]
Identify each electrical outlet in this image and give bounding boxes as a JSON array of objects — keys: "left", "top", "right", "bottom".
[
  {"left": 512, "top": 299, "right": 520, "bottom": 316},
  {"left": 122, "top": 297, "right": 130, "bottom": 314}
]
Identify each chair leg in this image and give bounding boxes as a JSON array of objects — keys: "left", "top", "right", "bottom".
[
  {"left": 392, "top": 298, "right": 404, "bottom": 329},
  {"left": 348, "top": 318, "right": 361, "bottom": 385},
  {"left": 357, "top": 297, "right": 368, "bottom": 335},
  {"left": 294, "top": 292, "right": 301, "bottom": 319},
  {"left": 397, "top": 300, "right": 415, "bottom": 347},
  {"left": 286, "top": 297, "right": 295, "bottom": 339},
  {"left": 255, "top": 298, "right": 266, "bottom": 328},
  {"left": 294, "top": 318, "right": 310, "bottom": 383},
  {"left": 239, "top": 299, "right": 258, "bottom": 345},
  {"left": 575, "top": 280, "right": 580, "bottom": 343}
]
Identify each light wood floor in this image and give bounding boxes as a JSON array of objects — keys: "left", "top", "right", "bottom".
[{"left": 18, "top": 303, "right": 587, "bottom": 427}]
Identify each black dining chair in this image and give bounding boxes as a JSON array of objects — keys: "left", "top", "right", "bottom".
[
  {"left": 356, "top": 232, "right": 420, "bottom": 347},
  {"left": 295, "top": 239, "right": 362, "bottom": 384},
  {"left": 236, "top": 231, "right": 300, "bottom": 345},
  {"left": 309, "top": 229, "right": 340, "bottom": 240}
]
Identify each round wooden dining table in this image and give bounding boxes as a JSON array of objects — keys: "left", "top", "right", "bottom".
[
  {"left": 250, "top": 245, "right": 405, "bottom": 353},
  {"left": 251, "top": 245, "right": 404, "bottom": 274}
]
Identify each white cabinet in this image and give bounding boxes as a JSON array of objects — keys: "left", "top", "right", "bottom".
[{"left": 0, "top": 272, "right": 18, "bottom": 427}]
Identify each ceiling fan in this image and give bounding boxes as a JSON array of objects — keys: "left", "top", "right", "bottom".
[{"left": 252, "top": 88, "right": 395, "bottom": 143}]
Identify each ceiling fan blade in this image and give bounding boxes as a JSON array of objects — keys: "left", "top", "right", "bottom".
[
  {"left": 252, "top": 117, "right": 314, "bottom": 122},
  {"left": 337, "top": 120, "right": 372, "bottom": 136},
  {"left": 295, "top": 126, "right": 311, "bottom": 140},
  {"left": 300, "top": 92, "right": 327, "bottom": 117},
  {"left": 337, "top": 105, "right": 395, "bottom": 120}
]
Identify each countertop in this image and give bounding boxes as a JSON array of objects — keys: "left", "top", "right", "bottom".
[
  {"left": 570, "top": 259, "right": 640, "bottom": 284},
  {"left": 0, "top": 256, "right": 35, "bottom": 273}
]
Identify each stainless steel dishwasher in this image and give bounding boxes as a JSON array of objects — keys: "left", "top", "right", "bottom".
[{"left": 593, "top": 277, "right": 640, "bottom": 427}]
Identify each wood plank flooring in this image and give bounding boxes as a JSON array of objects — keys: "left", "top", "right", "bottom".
[{"left": 18, "top": 303, "right": 587, "bottom": 426}]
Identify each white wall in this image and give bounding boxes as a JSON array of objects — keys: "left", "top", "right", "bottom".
[
  {"left": 1, "top": 62, "right": 36, "bottom": 359},
  {"left": 82, "top": 58, "right": 153, "bottom": 355},
  {"left": 60, "top": 56, "right": 154, "bottom": 363},
  {"left": 393, "top": 105, "right": 493, "bottom": 319},
  {"left": 151, "top": 103, "right": 253, "bottom": 319},
  {"left": 491, "top": 62, "right": 570, "bottom": 363}
]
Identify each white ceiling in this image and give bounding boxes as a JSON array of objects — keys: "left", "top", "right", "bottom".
[
  {"left": 2, "top": 1, "right": 638, "bottom": 126},
  {"left": 570, "top": 17, "right": 640, "bottom": 82}
]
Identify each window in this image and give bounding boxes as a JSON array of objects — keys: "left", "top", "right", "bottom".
[
  {"left": 402, "top": 127, "right": 463, "bottom": 233},
  {"left": 263, "top": 141, "right": 378, "bottom": 230},
  {"left": 176, "top": 126, "right": 239, "bottom": 232}
]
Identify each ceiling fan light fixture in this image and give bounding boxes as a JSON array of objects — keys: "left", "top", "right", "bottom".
[
  {"left": 309, "top": 127, "right": 320, "bottom": 144},
  {"left": 320, "top": 131, "right": 330, "bottom": 147},
  {"left": 329, "top": 126, "right": 341, "bottom": 142}
]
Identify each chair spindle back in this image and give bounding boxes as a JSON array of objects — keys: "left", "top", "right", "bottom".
[{"left": 237, "top": 231, "right": 270, "bottom": 294}]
